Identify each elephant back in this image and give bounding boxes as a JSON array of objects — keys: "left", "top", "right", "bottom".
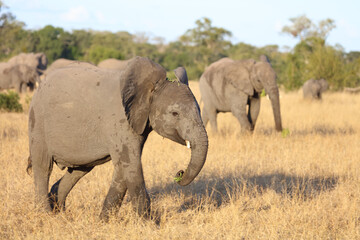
[{"left": 98, "top": 59, "right": 130, "bottom": 70}]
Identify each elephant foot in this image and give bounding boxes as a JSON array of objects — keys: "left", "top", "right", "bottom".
[
  {"left": 48, "top": 192, "right": 64, "bottom": 213},
  {"left": 99, "top": 211, "right": 110, "bottom": 222}
]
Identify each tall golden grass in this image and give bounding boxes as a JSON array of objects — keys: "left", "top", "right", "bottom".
[{"left": 1, "top": 83, "right": 359, "bottom": 239}]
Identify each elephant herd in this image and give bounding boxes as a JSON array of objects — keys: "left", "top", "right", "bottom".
[
  {"left": 0, "top": 55, "right": 130, "bottom": 93},
  {"left": 21, "top": 53, "right": 334, "bottom": 220}
]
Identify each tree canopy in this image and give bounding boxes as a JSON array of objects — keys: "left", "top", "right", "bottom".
[{"left": 0, "top": 4, "right": 359, "bottom": 90}]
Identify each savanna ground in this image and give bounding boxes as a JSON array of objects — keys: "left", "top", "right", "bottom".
[{"left": 1, "top": 82, "right": 359, "bottom": 239}]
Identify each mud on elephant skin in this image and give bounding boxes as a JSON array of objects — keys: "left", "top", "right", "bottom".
[
  {"left": 199, "top": 55, "right": 282, "bottom": 133},
  {"left": 27, "top": 56, "right": 208, "bottom": 220}
]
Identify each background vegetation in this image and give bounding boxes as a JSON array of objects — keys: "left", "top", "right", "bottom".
[{"left": 1, "top": 1, "right": 360, "bottom": 90}]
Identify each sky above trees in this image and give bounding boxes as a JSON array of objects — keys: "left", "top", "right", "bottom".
[{"left": 4, "top": 0, "right": 360, "bottom": 52}]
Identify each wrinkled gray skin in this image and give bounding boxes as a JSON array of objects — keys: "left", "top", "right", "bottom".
[
  {"left": 27, "top": 57, "right": 208, "bottom": 220},
  {"left": 0, "top": 63, "right": 39, "bottom": 92},
  {"left": 98, "top": 58, "right": 131, "bottom": 70},
  {"left": 199, "top": 56, "right": 282, "bottom": 133},
  {"left": 8, "top": 52, "right": 48, "bottom": 76},
  {"left": 303, "top": 79, "right": 328, "bottom": 99}
]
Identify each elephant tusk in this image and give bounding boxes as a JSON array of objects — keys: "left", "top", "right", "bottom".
[{"left": 186, "top": 140, "right": 191, "bottom": 149}]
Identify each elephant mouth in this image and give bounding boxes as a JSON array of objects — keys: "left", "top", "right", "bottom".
[{"left": 171, "top": 129, "right": 189, "bottom": 147}]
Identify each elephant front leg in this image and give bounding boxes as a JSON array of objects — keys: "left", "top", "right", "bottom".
[
  {"left": 100, "top": 162, "right": 127, "bottom": 221},
  {"left": 49, "top": 166, "right": 93, "bottom": 212},
  {"left": 125, "top": 162, "right": 150, "bottom": 218},
  {"left": 101, "top": 144, "right": 150, "bottom": 219},
  {"left": 231, "top": 92, "right": 253, "bottom": 132},
  {"left": 247, "top": 94, "right": 261, "bottom": 130}
]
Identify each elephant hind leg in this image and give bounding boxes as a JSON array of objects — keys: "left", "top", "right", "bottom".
[
  {"left": 30, "top": 144, "right": 53, "bottom": 212},
  {"left": 49, "top": 166, "right": 94, "bottom": 212}
]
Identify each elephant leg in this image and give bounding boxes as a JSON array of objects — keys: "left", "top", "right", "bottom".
[
  {"left": 100, "top": 161, "right": 127, "bottom": 220},
  {"left": 31, "top": 145, "right": 53, "bottom": 212},
  {"left": 203, "top": 105, "right": 218, "bottom": 133},
  {"left": 119, "top": 144, "right": 150, "bottom": 218},
  {"left": 49, "top": 166, "right": 93, "bottom": 212},
  {"left": 21, "top": 83, "right": 27, "bottom": 93},
  {"left": 201, "top": 108, "right": 209, "bottom": 128},
  {"left": 247, "top": 95, "right": 261, "bottom": 130},
  {"left": 231, "top": 92, "right": 252, "bottom": 132},
  {"left": 126, "top": 163, "right": 150, "bottom": 218}
]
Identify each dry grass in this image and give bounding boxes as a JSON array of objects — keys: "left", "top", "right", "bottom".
[{"left": 1, "top": 83, "right": 359, "bottom": 239}]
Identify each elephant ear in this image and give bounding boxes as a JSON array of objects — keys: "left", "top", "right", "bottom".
[
  {"left": 3, "top": 67, "right": 11, "bottom": 75},
  {"left": 225, "top": 60, "right": 255, "bottom": 96},
  {"left": 260, "top": 55, "right": 270, "bottom": 63},
  {"left": 35, "top": 53, "right": 48, "bottom": 70},
  {"left": 174, "top": 67, "right": 189, "bottom": 85},
  {"left": 121, "top": 56, "right": 167, "bottom": 135}
]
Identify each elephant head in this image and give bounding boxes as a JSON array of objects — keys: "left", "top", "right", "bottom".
[
  {"left": 22, "top": 65, "right": 40, "bottom": 90},
  {"left": 8, "top": 52, "right": 48, "bottom": 75},
  {"left": 122, "top": 57, "right": 208, "bottom": 186},
  {"left": 318, "top": 78, "right": 328, "bottom": 93},
  {"left": 249, "top": 58, "right": 283, "bottom": 132},
  {"left": 34, "top": 52, "right": 48, "bottom": 73},
  {"left": 3, "top": 64, "right": 39, "bottom": 92}
]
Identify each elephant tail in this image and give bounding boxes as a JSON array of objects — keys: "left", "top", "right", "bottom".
[{"left": 26, "top": 156, "right": 32, "bottom": 175}]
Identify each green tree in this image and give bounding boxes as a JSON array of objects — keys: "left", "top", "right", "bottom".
[
  {"left": 30, "top": 25, "right": 78, "bottom": 63},
  {"left": 282, "top": 15, "right": 335, "bottom": 41},
  {"left": 281, "top": 16, "right": 341, "bottom": 90},
  {"left": 179, "top": 17, "right": 232, "bottom": 77},
  {"left": 0, "top": 1, "right": 29, "bottom": 60}
]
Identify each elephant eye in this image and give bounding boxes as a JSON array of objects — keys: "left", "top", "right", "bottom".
[{"left": 172, "top": 111, "right": 179, "bottom": 117}]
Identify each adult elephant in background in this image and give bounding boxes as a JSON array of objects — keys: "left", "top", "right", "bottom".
[
  {"left": 0, "top": 63, "right": 39, "bottom": 92},
  {"left": 199, "top": 55, "right": 282, "bottom": 133},
  {"left": 8, "top": 52, "right": 48, "bottom": 75},
  {"left": 27, "top": 56, "right": 208, "bottom": 220},
  {"left": 41, "top": 59, "right": 93, "bottom": 81},
  {"left": 303, "top": 79, "right": 328, "bottom": 99},
  {"left": 97, "top": 58, "right": 131, "bottom": 70}
]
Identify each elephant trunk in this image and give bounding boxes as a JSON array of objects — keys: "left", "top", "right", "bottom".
[
  {"left": 265, "top": 86, "right": 282, "bottom": 132},
  {"left": 176, "top": 126, "right": 208, "bottom": 186}
]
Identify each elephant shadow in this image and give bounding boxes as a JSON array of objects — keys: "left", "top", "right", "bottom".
[{"left": 149, "top": 172, "right": 338, "bottom": 213}]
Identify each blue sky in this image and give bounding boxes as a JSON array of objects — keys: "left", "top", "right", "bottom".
[{"left": 4, "top": 0, "right": 360, "bottom": 52}]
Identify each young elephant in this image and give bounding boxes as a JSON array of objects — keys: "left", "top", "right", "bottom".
[
  {"left": 199, "top": 56, "right": 282, "bottom": 133},
  {"left": 0, "top": 63, "right": 39, "bottom": 92},
  {"left": 27, "top": 57, "right": 208, "bottom": 220},
  {"left": 302, "top": 78, "right": 328, "bottom": 99}
]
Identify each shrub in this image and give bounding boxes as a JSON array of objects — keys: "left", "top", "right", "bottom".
[{"left": 0, "top": 91, "right": 23, "bottom": 112}]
